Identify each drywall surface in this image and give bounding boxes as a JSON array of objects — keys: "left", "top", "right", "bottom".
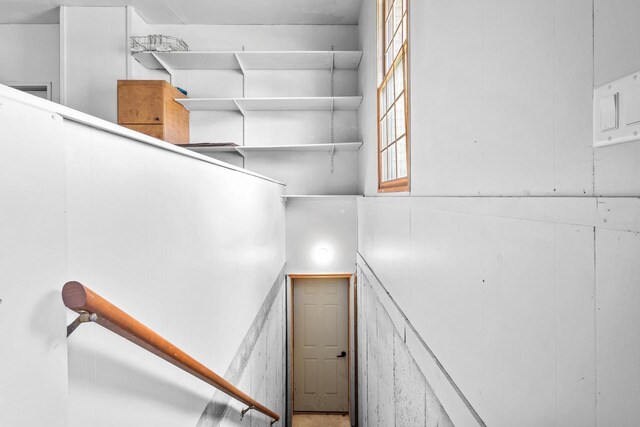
[
  {"left": 0, "top": 86, "right": 286, "bottom": 426},
  {"left": 356, "top": 0, "right": 640, "bottom": 423},
  {"left": 0, "top": 24, "right": 60, "bottom": 102},
  {"left": 593, "top": 0, "right": 640, "bottom": 195},
  {"left": 0, "top": 88, "right": 68, "bottom": 427},
  {"left": 285, "top": 198, "right": 357, "bottom": 274},
  {"left": 358, "top": 196, "right": 640, "bottom": 426},
  {"left": 61, "top": 6, "right": 128, "bottom": 122}
]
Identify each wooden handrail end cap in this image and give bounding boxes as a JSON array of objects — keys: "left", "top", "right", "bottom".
[{"left": 62, "top": 281, "right": 89, "bottom": 310}]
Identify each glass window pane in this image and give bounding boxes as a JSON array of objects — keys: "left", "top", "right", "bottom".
[
  {"left": 394, "top": 1, "right": 403, "bottom": 31},
  {"left": 394, "top": 58, "right": 404, "bottom": 97},
  {"left": 381, "top": 149, "right": 388, "bottom": 181},
  {"left": 393, "top": 31, "right": 403, "bottom": 60},
  {"left": 397, "top": 137, "right": 407, "bottom": 178},
  {"left": 395, "top": 95, "right": 405, "bottom": 136},
  {"left": 387, "top": 107, "right": 395, "bottom": 142},
  {"left": 380, "top": 85, "right": 387, "bottom": 113},
  {"left": 386, "top": 78, "right": 394, "bottom": 108},
  {"left": 389, "top": 143, "right": 397, "bottom": 180},
  {"left": 380, "top": 114, "right": 387, "bottom": 147},
  {"left": 386, "top": 50, "right": 393, "bottom": 73},
  {"left": 386, "top": 16, "right": 394, "bottom": 49}
]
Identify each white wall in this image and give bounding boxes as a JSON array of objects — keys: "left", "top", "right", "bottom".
[
  {"left": 285, "top": 199, "right": 357, "bottom": 274},
  {"left": 61, "top": 6, "right": 128, "bottom": 122},
  {"left": 0, "top": 24, "right": 60, "bottom": 102},
  {"left": 356, "top": 0, "right": 640, "bottom": 425},
  {"left": 0, "top": 85, "right": 286, "bottom": 427},
  {"left": 0, "top": 88, "right": 68, "bottom": 427}
]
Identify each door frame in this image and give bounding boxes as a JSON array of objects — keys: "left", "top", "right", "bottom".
[{"left": 287, "top": 273, "right": 356, "bottom": 423}]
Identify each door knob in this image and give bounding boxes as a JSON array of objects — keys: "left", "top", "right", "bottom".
[{"left": 337, "top": 351, "right": 347, "bottom": 358}]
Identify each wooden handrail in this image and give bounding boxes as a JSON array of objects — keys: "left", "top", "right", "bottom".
[{"left": 62, "top": 281, "right": 279, "bottom": 422}]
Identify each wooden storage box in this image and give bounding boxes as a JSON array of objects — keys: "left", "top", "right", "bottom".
[{"left": 117, "top": 80, "right": 189, "bottom": 145}]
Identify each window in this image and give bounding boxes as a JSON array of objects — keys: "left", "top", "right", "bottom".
[{"left": 378, "top": 0, "right": 409, "bottom": 192}]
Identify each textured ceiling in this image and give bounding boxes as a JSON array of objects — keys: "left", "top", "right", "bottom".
[{"left": 0, "top": 0, "right": 363, "bottom": 24}]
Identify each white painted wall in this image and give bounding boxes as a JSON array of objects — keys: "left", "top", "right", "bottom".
[
  {"left": 0, "top": 89, "right": 67, "bottom": 427},
  {"left": 356, "top": 0, "right": 640, "bottom": 425},
  {"left": 0, "top": 24, "right": 60, "bottom": 102},
  {"left": 0, "top": 86, "right": 286, "bottom": 426},
  {"left": 285, "top": 199, "right": 357, "bottom": 274},
  {"left": 61, "top": 6, "right": 128, "bottom": 122}
]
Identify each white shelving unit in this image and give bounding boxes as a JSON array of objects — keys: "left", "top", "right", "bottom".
[
  {"left": 131, "top": 48, "right": 364, "bottom": 190},
  {"left": 132, "top": 51, "right": 363, "bottom": 72},
  {"left": 176, "top": 97, "right": 363, "bottom": 113}
]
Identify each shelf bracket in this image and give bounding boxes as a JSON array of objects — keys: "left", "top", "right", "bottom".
[
  {"left": 67, "top": 310, "right": 97, "bottom": 337},
  {"left": 151, "top": 53, "right": 176, "bottom": 85}
]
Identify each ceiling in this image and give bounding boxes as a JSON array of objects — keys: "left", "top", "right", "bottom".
[{"left": 0, "top": 0, "right": 363, "bottom": 25}]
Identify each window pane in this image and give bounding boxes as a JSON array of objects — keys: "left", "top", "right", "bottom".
[
  {"left": 388, "top": 143, "right": 397, "bottom": 180},
  {"left": 380, "top": 85, "right": 387, "bottom": 113},
  {"left": 386, "top": 78, "right": 394, "bottom": 108},
  {"left": 395, "top": 95, "right": 405, "bottom": 136},
  {"left": 394, "top": 2, "right": 403, "bottom": 31},
  {"left": 386, "top": 16, "right": 394, "bottom": 49},
  {"left": 387, "top": 107, "right": 395, "bottom": 142},
  {"left": 380, "top": 114, "right": 387, "bottom": 147},
  {"left": 397, "top": 137, "right": 407, "bottom": 178},
  {"left": 386, "top": 50, "right": 393, "bottom": 73},
  {"left": 393, "top": 31, "right": 403, "bottom": 61},
  {"left": 381, "top": 149, "right": 388, "bottom": 181},
  {"left": 394, "top": 58, "right": 404, "bottom": 97}
]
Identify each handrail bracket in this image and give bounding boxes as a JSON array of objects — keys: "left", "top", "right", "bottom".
[
  {"left": 240, "top": 405, "right": 256, "bottom": 420},
  {"left": 66, "top": 310, "right": 97, "bottom": 337}
]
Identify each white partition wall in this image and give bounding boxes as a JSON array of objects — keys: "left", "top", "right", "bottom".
[
  {"left": 356, "top": 0, "right": 640, "bottom": 425},
  {"left": 0, "top": 85, "right": 286, "bottom": 427}
]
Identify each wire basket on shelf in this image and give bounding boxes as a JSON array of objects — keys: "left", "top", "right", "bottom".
[{"left": 130, "top": 35, "right": 190, "bottom": 53}]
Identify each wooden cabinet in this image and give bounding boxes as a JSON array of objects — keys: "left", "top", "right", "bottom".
[{"left": 117, "top": 80, "right": 189, "bottom": 145}]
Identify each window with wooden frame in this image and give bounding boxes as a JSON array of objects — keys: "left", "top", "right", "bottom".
[{"left": 378, "top": 0, "right": 409, "bottom": 192}]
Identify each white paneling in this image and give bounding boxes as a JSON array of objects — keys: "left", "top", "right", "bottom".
[
  {"left": 0, "top": 86, "right": 285, "bottom": 426},
  {"left": 286, "top": 199, "right": 357, "bottom": 274},
  {"left": 64, "top": 118, "right": 285, "bottom": 426},
  {"left": 0, "top": 97, "right": 67, "bottom": 427},
  {"left": 407, "top": 0, "right": 594, "bottom": 196},
  {"left": 358, "top": 197, "right": 602, "bottom": 426},
  {"left": 245, "top": 151, "right": 358, "bottom": 195},
  {"left": 62, "top": 7, "right": 127, "bottom": 122},
  {"left": 594, "top": 0, "right": 640, "bottom": 86},
  {"left": 594, "top": 142, "right": 640, "bottom": 195},
  {"left": 190, "top": 111, "right": 244, "bottom": 145},
  {"left": 596, "top": 229, "right": 640, "bottom": 425},
  {"left": 0, "top": 0, "right": 363, "bottom": 25},
  {"left": 0, "top": 24, "right": 60, "bottom": 102}
]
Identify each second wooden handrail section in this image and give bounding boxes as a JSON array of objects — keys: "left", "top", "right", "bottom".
[{"left": 62, "top": 281, "right": 279, "bottom": 423}]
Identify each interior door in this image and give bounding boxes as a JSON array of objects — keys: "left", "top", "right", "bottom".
[{"left": 293, "top": 277, "right": 349, "bottom": 412}]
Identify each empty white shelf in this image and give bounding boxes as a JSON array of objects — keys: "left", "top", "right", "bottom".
[
  {"left": 236, "top": 142, "right": 362, "bottom": 154},
  {"left": 281, "top": 195, "right": 364, "bottom": 200},
  {"left": 132, "top": 51, "right": 363, "bottom": 71},
  {"left": 177, "top": 97, "right": 363, "bottom": 112}
]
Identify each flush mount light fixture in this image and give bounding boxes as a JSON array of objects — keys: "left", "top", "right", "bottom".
[{"left": 313, "top": 244, "right": 333, "bottom": 265}]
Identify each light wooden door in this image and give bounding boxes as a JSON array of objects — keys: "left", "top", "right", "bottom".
[{"left": 293, "top": 278, "right": 349, "bottom": 412}]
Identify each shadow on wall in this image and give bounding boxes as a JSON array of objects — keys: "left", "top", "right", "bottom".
[{"left": 68, "top": 342, "right": 212, "bottom": 412}]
